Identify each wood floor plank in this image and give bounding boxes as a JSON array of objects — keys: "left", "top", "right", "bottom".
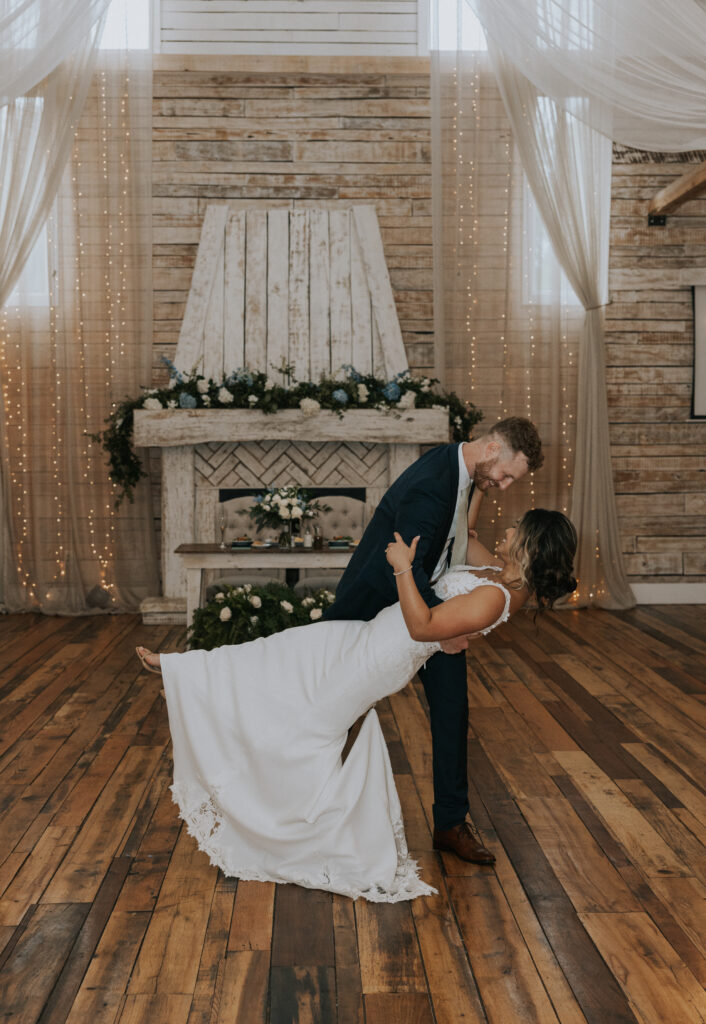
[
  {"left": 271, "top": 885, "right": 334, "bottom": 967},
  {"left": 580, "top": 911, "right": 706, "bottom": 1024},
  {"left": 410, "top": 853, "right": 488, "bottom": 1024},
  {"left": 0, "top": 608, "right": 704, "bottom": 1024},
  {"left": 208, "top": 950, "right": 269, "bottom": 1023},
  {"left": 0, "top": 903, "right": 89, "bottom": 1023},
  {"left": 354, "top": 899, "right": 427, "bottom": 994},
  {"left": 447, "top": 874, "right": 561, "bottom": 1024},
  {"left": 227, "top": 881, "right": 275, "bottom": 952},
  {"left": 363, "top": 992, "right": 434, "bottom": 1024},
  {"left": 554, "top": 750, "right": 691, "bottom": 878}
]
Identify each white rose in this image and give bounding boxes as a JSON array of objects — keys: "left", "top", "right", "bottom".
[
  {"left": 299, "top": 397, "right": 321, "bottom": 417},
  {"left": 357, "top": 383, "right": 369, "bottom": 402},
  {"left": 280, "top": 507, "right": 291, "bottom": 519},
  {"left": 291, "top": 506, "right": 303, "bottom": 518},
  {"left": 280, "top": 600, "right": 293, "bottom": 613},
  {"left": 248, "top": 394, "right": 258, "bottom": 405},
  {"left": 250, "top": 615, "right": 259, "bottom": 625},
  {"left": 265, "top": 377, "right": 277, "bottom": 391},
  {"left": 249, "top": 595, "right": 262, "bottom": 608},
  {"left": 420, "top": 382, "right": 431, "bottom": 393},
  {"left": 324, "top": 590, "right": 335, "bottom": 601},
  {"left": 219, "top": 606, "right": 232, "bottom": 621},
  {"left": 143, "top": 397, "right": 163, "bottom": 411},
  {"left": 218, "top": 387, "right": 234, "bottom": 403},
  {"left": 167, "top": 399, "right": 177, "bottom": 409},
  {"left": 243, "top": 584, "right": 252, "bottom": 592},
  {"left": 168, "top": 378, "right": 178, "bottom": 390},
  {"left": 197, "top": 379, "right": 209, "bottom": 393},
  {"left": 309, "top": 607, "right": 323, "bottom": 620},
  {"left": 302, "top": 596, "right": 315, "bottom": 607},
  {"left": 202, "top": 395, "right": 211, "bottom": 406},
  {"left": 214, "top": 592, "right": 226, "bottom": 602}
]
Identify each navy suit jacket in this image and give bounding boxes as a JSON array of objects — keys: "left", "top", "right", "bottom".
[{"left": 324, "top": 443, "right": 466, "bottom": 623}]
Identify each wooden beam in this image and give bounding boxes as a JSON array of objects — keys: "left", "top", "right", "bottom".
[{"left": 648, "top": 159, "right": 706, "bottom": 217}]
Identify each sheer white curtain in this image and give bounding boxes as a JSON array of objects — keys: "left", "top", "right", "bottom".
[
  {"left": 0, "top": 0, "right": 158, "bottom": 612},
  {"left": 432, "top": 38, "right": 582, "bottom": 551},
  {"left": 464, "top": 0, "right": 706, "bottom": 152},
  {"left": 487, "top": 45, "right": 633, "bottom": 607},
  {"left": 0, "top": 0, "right": 111, "bottom": 308}
]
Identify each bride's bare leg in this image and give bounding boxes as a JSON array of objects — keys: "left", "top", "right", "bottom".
[{"left": 136, "top": 646, "right": 162, "bottom": 674}]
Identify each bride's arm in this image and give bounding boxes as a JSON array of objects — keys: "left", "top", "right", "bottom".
[{"left": 386, "top": 532, "right": 506, "bottom": 641}]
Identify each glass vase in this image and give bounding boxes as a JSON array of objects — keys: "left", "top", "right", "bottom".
[{"left": 278, "top": 521, "right": 293, "bottom": 547}]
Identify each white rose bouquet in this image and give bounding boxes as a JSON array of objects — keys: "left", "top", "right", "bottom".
[{"left": 248, "top": 486, "right": 330, "bottom": 544}]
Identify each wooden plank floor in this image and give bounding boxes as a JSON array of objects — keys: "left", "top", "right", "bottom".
[{"left": 0, "top": 606, "right": 705, "bottom": 1024}]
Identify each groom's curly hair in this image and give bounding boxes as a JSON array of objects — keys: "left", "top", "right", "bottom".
[{"left": 490, "top": 417, "right": 544, "bottom": 472}]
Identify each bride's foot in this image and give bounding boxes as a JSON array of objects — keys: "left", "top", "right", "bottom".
[{"left": 136, "top": 646, "right": 162, "bottom": 675}]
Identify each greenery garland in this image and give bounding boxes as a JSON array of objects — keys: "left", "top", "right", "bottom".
[
  {"left": 188, "top": 580, "right": 335, "bottom": 650},
  {"left": 91, "top": 361, "right": 482, "bottom": 506}
]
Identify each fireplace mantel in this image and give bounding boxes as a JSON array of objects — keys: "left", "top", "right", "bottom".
[
  {"left": 136, "top": 407, "right": 450, "bottom": 622},
  {"left": 133, "top": 407, "right": 449, "bottom": 446}
]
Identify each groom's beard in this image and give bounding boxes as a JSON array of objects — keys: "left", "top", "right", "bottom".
[{"left": 473, "top": 457, "right": 499, "bottom": 491}]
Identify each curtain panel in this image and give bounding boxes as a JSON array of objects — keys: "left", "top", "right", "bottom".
[
  {"left": 0, "top": 35, "right": 158, "bottom": 613},
  {"left": 431, "top": 48, "right": 582, "bottom": 563}
]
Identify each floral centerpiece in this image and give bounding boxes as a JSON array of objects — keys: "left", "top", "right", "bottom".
[
  {"left": 91, "top": 360, "right": 482, "bottom": 506},
  {"left": 188, "top": 581, "right": 335, "bottom": 650},
  {"left": 249, "top": 487, "right": 331, "bottom": 547}
]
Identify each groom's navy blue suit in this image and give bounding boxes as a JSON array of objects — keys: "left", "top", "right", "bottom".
[{"left": 323, "top": 443, "right": 471, "bottom": 830}]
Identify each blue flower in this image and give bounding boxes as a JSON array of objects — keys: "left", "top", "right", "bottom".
[
  {"left": 161, "top": 355, "right": 184, "bottom": 381},
  {"left": 332, "top": 388, "right": 349, "bottom": 404},
  {"left": 179, "top": 393, "right": 197, "bottom": 408},
  {"left": 382, "top": 381, "right": 401, "bottom": 401}
]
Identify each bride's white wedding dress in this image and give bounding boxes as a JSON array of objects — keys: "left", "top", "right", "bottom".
[{"left": 161, "top": 566, "right": 510, "bottom": 902}]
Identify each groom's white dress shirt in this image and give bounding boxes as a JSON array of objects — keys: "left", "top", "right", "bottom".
[{"left": 431, "top": 444, "right": 471, "bottom": 584}]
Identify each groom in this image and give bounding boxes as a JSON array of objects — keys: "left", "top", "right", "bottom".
[{"left": 323, "top": 416, "right": 543, "bottom": 864}]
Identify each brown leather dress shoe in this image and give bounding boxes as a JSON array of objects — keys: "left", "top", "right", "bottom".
[{"left": 433, "top": 820, "right": 496, "bottom": 865}]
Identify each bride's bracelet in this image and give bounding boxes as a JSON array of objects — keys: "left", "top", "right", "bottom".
[{"left": 393, "top": 566, "right": 413, "bottom": 577}]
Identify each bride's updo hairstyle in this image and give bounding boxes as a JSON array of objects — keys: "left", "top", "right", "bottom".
[{"left": 508, "top": 509, "right": 578, "bottom": 611}]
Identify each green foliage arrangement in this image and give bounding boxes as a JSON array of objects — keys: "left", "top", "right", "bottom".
[
  {"left": 188, "top": 581, "right": 335, "bottom": 651},
  {"left": 91, "top": 361, "right": 483, "bottom": 506}
]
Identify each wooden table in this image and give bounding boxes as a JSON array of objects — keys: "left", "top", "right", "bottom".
[{"left": 175, "top": 543, "right": 355, "bottom": 627}]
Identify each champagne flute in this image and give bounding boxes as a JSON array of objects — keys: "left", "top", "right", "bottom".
[{"left": 219, "top": 512, "right": 227, "bottom": 549}]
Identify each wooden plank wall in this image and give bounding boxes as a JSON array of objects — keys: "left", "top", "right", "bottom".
[
  {"left": 158, "top": 0, "right": 422, "bottom": 56},
  {"left": 151, "top": 59, "right": 706, "bottom": 587},
  {"left": 607, "top": 145, "right": 706, "bottom": 585},
  {"left": 152, "top": 56, "right": 434, "bottom": 381}
]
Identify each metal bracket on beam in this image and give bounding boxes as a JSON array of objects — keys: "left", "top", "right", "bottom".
[{"left": 647, "top": 213, "right": 667, "bottom": 226}]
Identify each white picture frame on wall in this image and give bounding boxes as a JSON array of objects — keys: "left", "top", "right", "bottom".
[{"left": 693, "top": 286, "right": 706, "bottom": 417}]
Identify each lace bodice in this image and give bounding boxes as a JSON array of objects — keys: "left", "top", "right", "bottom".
[{"left": 432, "top": 565, "right": 512, "bottom": 636}]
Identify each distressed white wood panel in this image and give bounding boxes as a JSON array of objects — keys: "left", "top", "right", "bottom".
[
  {"left": 353, "top": 205, "right": 409, "bottom": 377},
  {"left": 388, "top": 443, "right": 419, "bottom": 484},
  {"left": 159, "top": 0, "right": 421, "bottom": 54},
  {"left": 244, "top": 208, "right": 267, "bottom": 371},
  {"left": 175, "top": 204, "right": 228, "bottom": 374},
  {"left": 203, "top": 238, "right": 225, "bottom": 379},
  {"left": 371, "top": 316, "right": 386, "bottom": 378},
  {"left": 267, "top": 208, "right": 290, "bottom": 382},
  {"left": 224, "top": 209, "right": 245, "bottom": 369},
  {"left": 162, "top": 446, "right": 195, "bottom": 596},
  {"left": 195, "top": 485, "right": 219, "bottom": 544},
  {"left": 288, "top": 209, "right": 310, "bottom": 381},
  {"left": 350, "top": 219, "right": 373, "bottom": 374},
  {"left": 309, "top": 208, "right": 331, "bottom": 380},
  {"left": 329, "top": 208, "right": 352, "bottom": 374}
]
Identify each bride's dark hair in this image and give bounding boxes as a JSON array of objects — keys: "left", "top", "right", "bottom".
[{"left": 508, "top": 509, "right": 578, "bottom": 611}]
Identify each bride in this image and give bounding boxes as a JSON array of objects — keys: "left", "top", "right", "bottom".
[{"left": 137, "top": 508, "right": 577, "bottom": 902}]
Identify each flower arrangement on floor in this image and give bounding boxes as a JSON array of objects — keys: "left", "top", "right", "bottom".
[
  {"left": 91, "top": 360, "right": 482, "bottom": 505},
  {"left": 249, "top": 487, "right": 331, "bottom": 546},
  {"left": 188, "top": 581, "right": 335, "bottom": 650}
]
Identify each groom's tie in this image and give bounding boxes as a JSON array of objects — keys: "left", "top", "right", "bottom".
[{"left": 448, "top": 482, "right": 473, "bottom": 568}]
